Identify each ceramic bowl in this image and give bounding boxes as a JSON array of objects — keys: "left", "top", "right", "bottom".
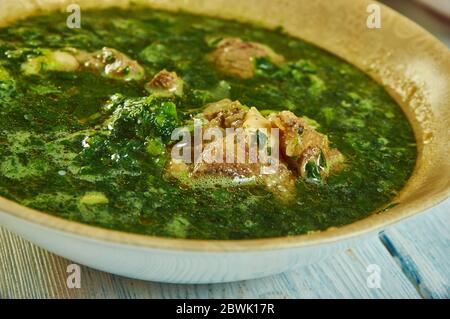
[{"left": 0, "top": 0, "right": 449, "bottom": 283}]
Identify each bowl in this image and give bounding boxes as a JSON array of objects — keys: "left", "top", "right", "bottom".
[{"left": 0, "top": 0, "right": 449, "bottom": 283}]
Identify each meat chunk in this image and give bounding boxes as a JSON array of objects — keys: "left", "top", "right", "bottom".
[
  {"left": 145, "top": 70, "right": 184, "bottom": 97},
  {"left": 209, "top": 38, "right": 285, "bottom": 79},
  {"left": 166, "top": 101, "right": 296, "bottom": 200},
  {"left": 166, "top": 128, "right": 297, "bottom": 201},
  {"left": 75, "top": 47, "right": 144, "bottom": 81},
  {"left": 268, "top": 111, "right": 344, "bottom": 181},
  {"left": 165, "top": 100, "right": 344, "bottom": 201},
  {"left": 21, "top": 47, "right": 145, "bottom": 81},
  {"left": 201, "top": 99, "right": 248, "bottom": 129}
]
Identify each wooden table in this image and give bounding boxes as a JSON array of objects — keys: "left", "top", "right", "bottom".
[{"left": 0, "top": 199, "right": 448, "bottom": 299}]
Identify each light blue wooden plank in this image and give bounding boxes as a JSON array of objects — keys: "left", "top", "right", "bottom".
[
  {"left": 145, "top": 236, "right": 420, "bottom": 299},
  {"left": 380, "top": 199, "right": 450, "bottom": 299}
]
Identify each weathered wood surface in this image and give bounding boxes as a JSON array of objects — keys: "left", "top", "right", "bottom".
[{"left": 1, "top": 199, "right": 448, "bottom": 299}]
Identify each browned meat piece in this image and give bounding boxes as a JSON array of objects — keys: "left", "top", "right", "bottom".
[
  {"left": 193, "top": 154, "right": 296, "bottom": 202},
  {"left": 73, "top": 47, "right": 145, "bottom": 81},
  {"left": 165, "top": 101, "right": 344, "bottom": 201},
  {"left": 268, "top": 111, "right": 344, "bottom": 180},
  {"left": 167, "top": 128, "right": 297, "bottom": 201},
  {"left": 192, "top": 130, "right": 262, "bottom": 178},
  {"left": 145, "top": 70, "right": 184, "bottom": 97},
  {"left": 209, "top": 38, "right": 285, "bottom": 79},
  {"left": 200, "top": 99, "right": 248, "bottom": 129}
]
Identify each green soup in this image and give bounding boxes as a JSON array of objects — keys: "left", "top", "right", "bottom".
[{"left": 0, "top": 8, "right": 416, "bottom": 239}]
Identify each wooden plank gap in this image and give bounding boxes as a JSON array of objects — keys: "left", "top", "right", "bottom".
[{"left": 378, "top": 231, "right": 443, "bottom": 299}]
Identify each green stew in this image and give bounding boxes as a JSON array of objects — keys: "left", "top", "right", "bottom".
[{"left": 0, "top": 8, "right": 416, "bottom": 239}]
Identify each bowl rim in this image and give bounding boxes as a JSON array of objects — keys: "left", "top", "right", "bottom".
[
  {"left": 1, "top": 193, "right": 449, "bottom": 252},
  {"left": 0, "top": 0, "right": 449, "bottom": 252}
]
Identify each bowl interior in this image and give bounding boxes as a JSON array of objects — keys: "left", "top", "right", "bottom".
[{"left": 0, "top": 0, "right": 448, "bottom": 251}]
